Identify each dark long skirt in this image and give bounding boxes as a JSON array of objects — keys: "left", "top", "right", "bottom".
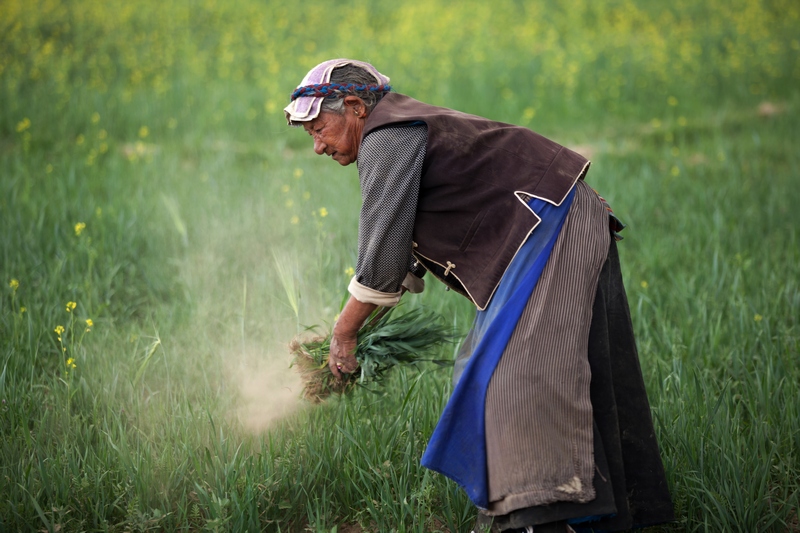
[{"left": 481, "top": 239, "right": 675, "bottom": 532}]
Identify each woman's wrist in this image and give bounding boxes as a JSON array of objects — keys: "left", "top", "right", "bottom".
[
  {"left": 332, "top": 321, "right": 358, "bottom": 340},
  {"left": 335, "top": 295, "right": 378, "bottom": 338}
]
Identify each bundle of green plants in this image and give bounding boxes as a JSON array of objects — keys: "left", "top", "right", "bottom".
[{"left": 290, "top": 306, "right": 453, "bottom": 403}]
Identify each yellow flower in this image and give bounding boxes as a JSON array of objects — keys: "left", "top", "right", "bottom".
[
  {"left": 20, "top": 307, "right": 26, "bottom": 314},
  {"left": 319, "top": 207, "right": 328, "bottom": 217},
  {"left": 9, "top": 279, "right": 19, "bottom": 291},
  {"left": 640, "top": 281, "right": 649, "bottom": 289},
  {"left": 667, "top": 96, "right": 678, "bottom": 106},
  {"left": 293, "top": 168, "right": 304, "bottom": 178},
  {"left": 76, "top": 134, "right": 85, "bottom": 145},
  {"left": 290, "top": 215, "right": 299, "bottom": 225},
  {"left": 522, "top": 107, "right": 536, "bottom": 121},
  {"left": 74, "top": 222, "right": 86, "bottom": 236},
  {"left": 66, "top": 357, "right": 76, "bottom": 369},
  {"left": 16, "top": 118, "right": 31, "bottom": 132},
  {"left": 139, "top": 126, "right": 149, "bottom": 138},
  {"left": 344, "top": 267, "right": 355, "bottom": 277},
  {"left": 754, "top": 314, "right": 763, "bottom": 322},
  {"left": 55, "top": 325, "right": 65, "bottom": 335},
  {"left": 66, "top": 301, "right": 77, "bottom": 312},
  {"left": 91, "top": 112, "right": 101, "bottom": 124},
  {"left": 85, "top": 319, "right": 94, "bottom": 328}
]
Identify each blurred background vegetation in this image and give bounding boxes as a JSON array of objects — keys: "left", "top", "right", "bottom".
[{"left": 1, "top": 0, "right": 798, "bottom": 531}]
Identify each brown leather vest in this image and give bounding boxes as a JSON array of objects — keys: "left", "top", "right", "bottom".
[{"left": 362, "top": 93, "right": 589, "bottom": 310}]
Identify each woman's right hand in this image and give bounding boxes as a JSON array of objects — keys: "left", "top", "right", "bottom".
[
  {"left": 329, "top": 330, "right": 358, "bottom": 379},
  {"left": 329, "top": 295, "right": 379, "bottom": 379}
]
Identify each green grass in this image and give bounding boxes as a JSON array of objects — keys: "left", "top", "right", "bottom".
[{"left": 2, "top": 0, "right": 799, "bottom": 531}]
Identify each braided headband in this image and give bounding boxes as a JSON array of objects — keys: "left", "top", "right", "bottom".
[{"left": 290, "top": 82, "right": 392, "bottom": 101}]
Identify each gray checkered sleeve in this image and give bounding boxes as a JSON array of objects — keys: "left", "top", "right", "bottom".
[{"left": 355, "top": 124, "right": 427, "bottom": 293}]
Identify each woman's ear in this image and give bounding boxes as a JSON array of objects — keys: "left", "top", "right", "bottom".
[{"left": 342, "top": 95, "right": 367, "bottom": 117}]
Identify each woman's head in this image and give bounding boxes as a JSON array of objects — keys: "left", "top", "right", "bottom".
[
  {"left": 284, "top": 59, "right": 392, "bottom": 165},
  {"left": 284, "top": 59, "right": 391, "bottom": 125}
]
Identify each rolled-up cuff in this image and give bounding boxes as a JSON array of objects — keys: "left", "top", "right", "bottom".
[
  {"left": 402, "top": 272, "right": 425, "bottom": 294},
  {"left": 348, "top": 277, "right": 402, "bottom": 307}
]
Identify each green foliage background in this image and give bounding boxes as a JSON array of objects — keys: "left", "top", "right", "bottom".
[{"left": 1, "top": 0, "right": 798, "bottom": 531}]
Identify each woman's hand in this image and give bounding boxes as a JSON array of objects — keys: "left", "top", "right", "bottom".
[
  {"left": 329, "top": 295, "right": 379, "bottom": 379},
  {"left": 329, "top": 330, "right": 358, "bottom": 379}
]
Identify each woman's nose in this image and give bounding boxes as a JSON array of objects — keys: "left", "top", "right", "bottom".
[{"left": 313, "top": 138, "right": 326, "bottom": 155}]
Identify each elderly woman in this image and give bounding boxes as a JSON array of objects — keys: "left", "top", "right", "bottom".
[{"left": 284, "top": 59, "right": 674, "bottom": 533}]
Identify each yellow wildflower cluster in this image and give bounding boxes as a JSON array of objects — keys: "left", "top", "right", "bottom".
[
  {"left": 281, "top": 167, "right": 316, "bottom": 226},
  {"left": 74, "top": 222, "right": 86, "bottom": 236},
  {"left": 9, "top": 279, "right": 19, "bottom": 291},
  {"left": 52, "top": 301, "right": 94, "bottom": 376},
  {"left": 0, "top": 0, "right": 795, "bottom": 132}
]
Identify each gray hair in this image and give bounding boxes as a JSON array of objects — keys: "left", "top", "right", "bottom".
[{"left": 320, "top": 64, "right": 386, "bottom": 115}]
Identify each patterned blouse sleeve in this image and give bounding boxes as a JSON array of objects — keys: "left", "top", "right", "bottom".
[{"left": 347, "top": 124, "right": 427, "bottom": 306}]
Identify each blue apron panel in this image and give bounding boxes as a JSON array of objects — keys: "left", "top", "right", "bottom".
[{"left": 421, "top": 187, "right": 576, "bottom": 509}]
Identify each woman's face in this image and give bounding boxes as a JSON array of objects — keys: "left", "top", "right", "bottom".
[{"left": 303, "top": 98, "right": 366, "bottom": 166}]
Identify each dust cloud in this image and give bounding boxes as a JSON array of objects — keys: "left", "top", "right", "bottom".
[{"left": 224, "top": 343, "right": 306, "bottom": 433}]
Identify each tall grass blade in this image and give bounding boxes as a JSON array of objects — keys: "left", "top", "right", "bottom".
[
  {"left": 273, "top": 251, "right": 300, "bottom": 322},
  {"left": 134, "top": 337, "right": 162, "bottom": 386},
  {"left": 160, "top": 194, "right": 189, "bottom": 247}
]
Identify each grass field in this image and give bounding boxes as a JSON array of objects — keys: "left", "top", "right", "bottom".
[{"left": 1, "top": 0, "right": 799, "bottom": 531}]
